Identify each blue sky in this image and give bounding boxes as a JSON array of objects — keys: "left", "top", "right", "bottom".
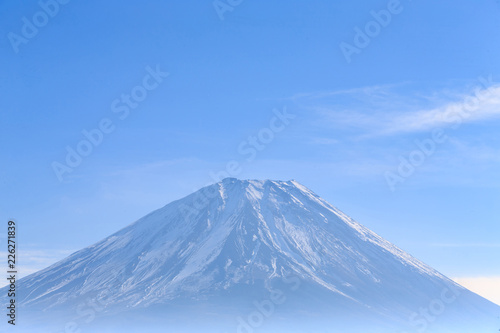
[{"left": 1, "top": 0, "right": 500, "bottom": 303}]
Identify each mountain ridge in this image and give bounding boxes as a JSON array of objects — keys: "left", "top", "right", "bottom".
[{"left": 3, "top": 178, "right": 499, "bottom": 332}]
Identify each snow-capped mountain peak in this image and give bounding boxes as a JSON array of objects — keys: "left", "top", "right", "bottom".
[{"left": 6, "top": 179, "right": 499, "bottom": 332}]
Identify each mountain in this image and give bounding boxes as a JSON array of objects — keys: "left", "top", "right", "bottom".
[{"left": 3, "top": 178, "right": 499, "bottom": 332}]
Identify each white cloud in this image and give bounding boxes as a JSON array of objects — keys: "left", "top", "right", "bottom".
[
  {"left": 0, "top": 249, "right": 75, "bottom": 287},
  {"left": 430, "top": 243, "right": 500, "bottom": 248},
  {"left": 453, "top": 276, "right": 500, "bottom": 306},
  {"left": 308, "top": 137, "right": 340, "bottom": 145},
  {"left": 284, "top": 83, "right": 399, "bottom": 102},
  {"left": 300, "top": 79, "right": 500, "bottom": 137},
  {"left": 382, "top": 84, "right": 500, "bottom": 135}
]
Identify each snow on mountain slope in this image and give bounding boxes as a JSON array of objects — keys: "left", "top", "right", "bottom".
[{"left": 3, "top": 178, "right": 499, "bottom": 332}]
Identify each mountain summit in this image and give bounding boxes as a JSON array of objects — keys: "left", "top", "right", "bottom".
[{"left": 6, "top": 179, "right": 499, "bottom": 332}]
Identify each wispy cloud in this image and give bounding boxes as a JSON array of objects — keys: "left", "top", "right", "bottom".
[
  {"left": 0, "top": 248, "right": 75, "bottom": 287},
  {"left": 381, "top": 84, "right": 500, "bottom": 135},
  {"left": 282, "top": 83, "right": 402, "bottom": 102},
  {"left": 308, "top": 137, "right": 340, "bottom": 145},
  {"left": 430, "top": 243, "right": 500, "bottom": 248},
  {"left": 294, "top": 78, "right": 500, "bottom": 137}
]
